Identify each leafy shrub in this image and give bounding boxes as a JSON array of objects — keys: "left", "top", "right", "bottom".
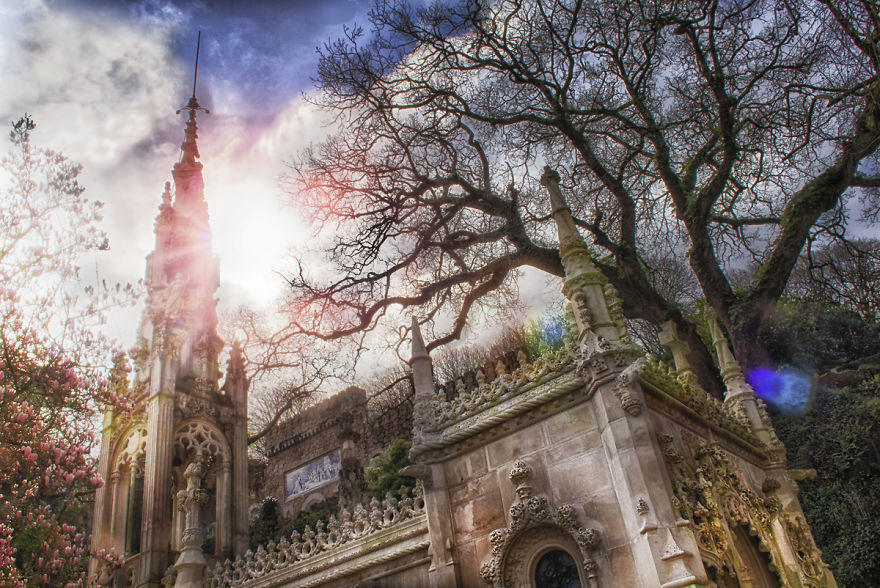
[
  {"left": 248, "top": 498, "right": 282, "bottom": 549},
  {"left": 521, "top": 310, "right": 569, "bottom": 360},
  {"left": 772, "top": 377, "right": 880, "bottom": 586},
  {"left": 761, "top": 299, "right": 880, "bottom": 371},
  {"left": 249, "top": 496, "right": 341, "bottom": 549},
  {"left": 364, "top": 439, "right": 416, "bottom": 499},
  {"left": 282, "top": 497, "right": 338, "bottom": 537}
]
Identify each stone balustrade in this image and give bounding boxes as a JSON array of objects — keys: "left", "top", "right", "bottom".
[
  {"left": 205, "top": 484, "right": 425, "bottom": 586},
  {"left": 425, "top": 348, "right": 572, "bottom": 432}
]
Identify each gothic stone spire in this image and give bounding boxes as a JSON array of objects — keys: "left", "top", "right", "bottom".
[{"left": 540, "top": 167, "right": 629, "bottom": 350}]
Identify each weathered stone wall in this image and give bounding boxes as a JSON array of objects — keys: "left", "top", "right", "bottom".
[
  {"left": 440, "top": 390, "right": 627, "bottom": 585},
  {"left": 366, "top": 394, "right": 413, "bottom": 454},
  {"left": 264, "top": 387, "right": 369, "bottom": 517}
]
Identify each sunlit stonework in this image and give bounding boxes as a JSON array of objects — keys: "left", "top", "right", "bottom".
[
  {"left": 89, "top": 92, "right": 250, "bottom": 587},
  {"left": 90, "top": 93, "right": 835, "bottom": 588}
]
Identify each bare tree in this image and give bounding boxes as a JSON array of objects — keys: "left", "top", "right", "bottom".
[
  {"left": 284, "top": 0, "right": 880, "bottom": 383},
  {"left": 222, "top": 307, "right": 351, "bottom": 452},
  {"left": 788, "top": 238, "right": 880, "bottom": 323}
]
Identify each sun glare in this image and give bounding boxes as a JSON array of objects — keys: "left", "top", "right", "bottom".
[{"left": 210, "top": 179, "right": 305, "bottom": 308}]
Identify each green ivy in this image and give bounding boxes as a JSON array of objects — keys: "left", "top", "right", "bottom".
[
  {"left": 364, "top": 439, "right": 416, "bottom": 499},
  {"left": 772, "top": 378, "right": 880, "bottom": 587}
]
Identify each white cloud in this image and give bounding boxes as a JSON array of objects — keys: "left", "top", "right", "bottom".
[{"left": 0, "top": 2, "right": 333, "bottom": 344}]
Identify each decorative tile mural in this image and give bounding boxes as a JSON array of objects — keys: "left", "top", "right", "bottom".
[{"left": 284, "top": 450, "right": 341, "bottom": 499}]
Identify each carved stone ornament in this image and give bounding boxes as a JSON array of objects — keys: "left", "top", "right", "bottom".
[
  {"left": 174, "top": 420, "right": 227, "bottom": 465},
  {"left": 206, "top": 484, "right": 425, "bottom": 586},
  {"left": 644, "top": 358, "right": 760, "bottom": 445},
  {"left": 422, "top": 349, "right": 570, "bottom": 433},
  {"left": 480, "top": 461, "right": 601, "bottom": 587},
  {"left": 177, "top": 393, "right": 218, "bottom": 418},
  {"left": 112, "top": 424, "right": 148, "bottom": 473},
  {"left": 658, "top": 435, "right": 830, "bottom": 586},
  {"left": 613, "top": 357, "right": 646, "bottom": 416}
]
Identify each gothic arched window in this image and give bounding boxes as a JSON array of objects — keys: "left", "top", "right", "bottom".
[{"left": 534, "top": 549, "right": 581, "bottom": 588}]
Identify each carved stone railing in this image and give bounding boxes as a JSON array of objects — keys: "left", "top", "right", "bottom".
[
  {"left": 206, "top": 484, "right": 425, "bottom": 587},
  {"left": 642, "top": 357, "right": 761, "bottom": 445},
  {"left": 425, "top": 348, "right": 572, "bottom": 432}
]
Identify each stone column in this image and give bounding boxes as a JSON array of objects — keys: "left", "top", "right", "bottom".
[
  {"left": 540, "top": 167, "right": 627, "bottom": 349},
  {"left": 705, "top": 309, "right": 773, "bottom": 445},
  {"left": 658, "top": 321, "right": 694, "bottom": 377},
  {"left": 89, "top": 409, "right": 115, "bottom": 579},
  {"left": 590, "top": 376, "right": 706, "bottom": 587},
  {"left": 542, "top": 169, "right": 705, "bottom": 586},
  {"left": 138, "top": 340, "right": 178, "bottom": 586},
  {"left": 226, "top": 342, "right": 249, "bottom": 557},
  {"left": 108, "top": 469, "right": 125, "bottom": 549},
  {"left": 405, "top": 318, "right": 460, "bottom": 587},
  {"left": 215, "top": 460, "right": 232, "bottom": 557},
  {"left": 173, "top": 454, "right": 209, "bottom": 587}
]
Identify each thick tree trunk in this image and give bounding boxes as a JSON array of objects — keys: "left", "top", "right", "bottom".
[
  {"left": 607, "top": 265, "right": 726, "bottom": 398},
  {"left": 677, "top": 317, "right": 726, "bottom": 398},
  {"left": 727, "top": 308, "right": 774, "bottom": 375}
]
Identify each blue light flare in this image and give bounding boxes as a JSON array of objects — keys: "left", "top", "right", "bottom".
[
  {"left": 747, "top": 367, "right": 812, "bottom": 414},
  {"left": 540, "top": 316, "right": 565, "bottom": 347}
]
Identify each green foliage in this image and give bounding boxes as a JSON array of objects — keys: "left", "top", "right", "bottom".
[
  {"left": 772, "top": 377, "right": 880, "bottom": 586},
  {"left": 248, "top": 496, "right": 341, "bottom": 549},
  {"left": 364, "top": 439, "right": 416, "bottom": 499},
  {"left": 761, "top": 299, "right": 880, "bottom": 371},
  {"left": 521, "top": 309, "right": 571, "bottom": 361},
  {"left": 281, "top": 497, "right": 339, "bottom": 538},
  {"left": 754, "top": 299, "right": 880, "bottom": 585},
  {"left": 248, "top": 498, "right": 282, "bottom": 549}
]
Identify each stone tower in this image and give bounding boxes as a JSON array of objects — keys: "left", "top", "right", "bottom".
[{"left": 89, "top": 91, "right": 249, "bottom": 587}]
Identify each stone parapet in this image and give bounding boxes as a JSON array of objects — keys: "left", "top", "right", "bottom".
[{"left": 208, "top": 485, "right": 426, "bottom": 587}]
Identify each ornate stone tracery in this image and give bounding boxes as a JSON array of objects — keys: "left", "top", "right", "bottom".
[
  {"left": 657, "top": 434, "right": 827, "bottom": 587},
  {"left": 112, "top": 424, "right": 149, "bottom": 473},
  {"left": 174, "top": 419, "right": 229, "bottom": 465},
  {"left": 480, "top": 461, "right": 601, "bottom": 588}
]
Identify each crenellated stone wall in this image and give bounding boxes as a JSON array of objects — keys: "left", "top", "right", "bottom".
[{"left": 264, "top": 387, "right": 369, "bottom": 517}]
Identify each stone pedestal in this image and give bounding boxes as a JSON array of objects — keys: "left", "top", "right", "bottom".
[{"left": 173, "top": 454, "right": 209, "bottom": 588}]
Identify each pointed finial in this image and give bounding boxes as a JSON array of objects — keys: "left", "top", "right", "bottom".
[
  {"left": 176, "top": 32, "right": 210, "bottom": 166},
  {"left": 410, "top": 316, "right": 428, "bottom": 361},
  {"left": 227, "top": 339, "right": 246, "bottom": 378},
  {"left": 192, "top": 30, "right": 201, "bottom": 100},
  {"left": 541, "top": 166, "right": 584, "bottom": 248}
]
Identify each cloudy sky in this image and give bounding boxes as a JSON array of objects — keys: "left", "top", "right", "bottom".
[{"left": 0, "top": 0, "right": 382, "bottom": 342}]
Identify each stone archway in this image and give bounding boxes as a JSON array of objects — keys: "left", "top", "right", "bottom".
[
  {"left": 172, "top": 420, "right": 232, "bottom": 557},
  {"left": 730, "top": 525, "right": 780, "bottom": 588},
  {"left": 502, "top": 525, "right": 587, "bottom": 587},
  {"left": 534, "top": 548, "right": 583, "bottom": 588},
  {"left": 104, "top": 424, "right": 149, "bottom": 558},
  {"left": 480, "top": 461, "right": 601, "bottom": 588}
]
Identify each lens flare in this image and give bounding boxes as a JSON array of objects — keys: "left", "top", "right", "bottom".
[
  {"left": 540, "top": 316, "right": 565, "bottom": 346},
  {"left": 747, "top": 367, "right": 812, "bottom": 414}
]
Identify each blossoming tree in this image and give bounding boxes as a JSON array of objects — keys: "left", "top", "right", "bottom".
[{"left": 0, "top": 116, "right": 138, "bottom": 585}]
